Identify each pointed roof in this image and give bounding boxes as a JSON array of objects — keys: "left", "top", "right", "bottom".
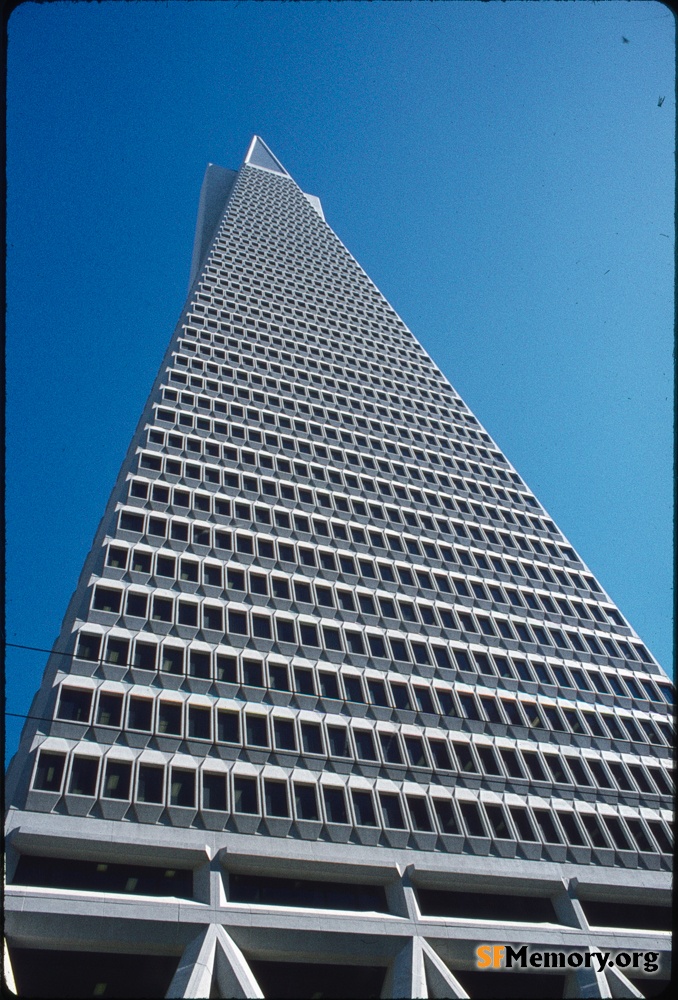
[{"left": 244, "top": 135, "right": 290, "bottom": 176}]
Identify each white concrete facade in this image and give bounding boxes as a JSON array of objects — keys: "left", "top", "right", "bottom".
[{"left": 4, "top": 136, "right": 673, "bottom": 999}]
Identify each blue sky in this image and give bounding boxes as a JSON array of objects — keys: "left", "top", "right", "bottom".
[{"left": 6, "top": 1, "right": 674, "bottom": 759}]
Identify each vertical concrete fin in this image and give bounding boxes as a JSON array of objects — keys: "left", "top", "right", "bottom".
[
  {"left": 165, "top": 925, "right": 217, "bottom": 999},
  {"left": 213, "top": 926, "right": 264, "bottom": 999},
  {"left": 188, "top": 163, "right": 238, "bottom": 290},
  {"left": 421, "top": 941, "right": 470, "bottom": 999}
]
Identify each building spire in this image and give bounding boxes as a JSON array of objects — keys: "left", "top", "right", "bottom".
[{"left": 243, "top": 135, "right": 290, "bottom": 176}]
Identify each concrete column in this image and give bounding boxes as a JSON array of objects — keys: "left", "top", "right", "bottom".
[
  {"left": 604, "top": 965, "right": 645, "bottom": 998},
  {"left": 193, "top": 848, "right": 223, "bottom": 907},
  {"left": 385, "top": 863, "right": 419, "bottom": 920},
  {"left": 165, "top": 926, "right": 217, "bottom": 999},
  {"left": 213, "top": 926, "right": 264, "bottom": 999},
  {"left": 564, "top": 949, "right": 613, "bottom": 999},
  {"left": 381, "top": 938, "right": 427, "bottom": 999},
  {"left": 552, "top": 877, "right": 590, "bottom": 931},
  {"left": 421, "top": 941, "right": 470, "bottom": 999},
  {"left": 4, "top": 841, "right": 20, "bottom": 884},
  {"left": 4, "top": 940, "right": 18, "bottom": 997}
]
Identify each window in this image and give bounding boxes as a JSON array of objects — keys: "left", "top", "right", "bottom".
[
  {"left": 323, "top": 787, "right": 348, "bottom": 824},
  {"left": 324, "top": 627, "right": 343, "bottom": 651},
  {"left": 105, "top": 637, "right": 130, "bottom": 666},
  {"left": 431, "top": 798, "right": 458, "bottom": 835},
  {"left": 367, "top": 679, "right": 388, "bottom": 707},
  {"left": 390, "top": 639, "right": 410, "bottom": 662},
  {"left": 274, "top": 719, "right": 296, "bottom": 751},
  {"left": 352, "top": 790, "right": 377, "bottom": 826},
  {"left": 137, "top": 765, "right": 164, "bottom": 804},
  {"left": 301, "top": 723, "right": 323, "bottom": 754},
  {"left": 203, "top": 605, "right": 223, "bottom": 631},
  {"left": 269, "top": 664, "right": 289, "bottom": 691},
  {"left": 128, "top": 697, "right": 153, "bottom": 731},
  {"left": 580, "top": 814, "right": 609, "bottom": 848},
  {"left": 380, "top": 794, "right": 405, "bottom": 829},
  {"left": 477, "top": 746, "right": 502, "bottom": 776},
  {"left": 509, "top": 807, "right": 537, "bottom": 841},
  {"left": 367, "top": 634, "right": 387, "bottom": 658},
  {"left": 228, "top": 611, "right": 248, "bottom": 636},
  {"left": 203, "top": 773, "right": 227, "bottom": 811},
  {"left": 533, "top": 810, "right": 561, "bottom": 843},
  {"left": 107, "top": 546, "right": 128, "bottom": 569},
  {"left": 103, "top": 760, "right": 131, "bottom": 800},
  {"left": 233, "top": 776, "right": 258, "bottom": 814},
  {"left": 93, "top": 587, "right": 122, "bottom": 614},
  {"left": 217, "top": 710, "right": 239, "bottom": 744},
  {"left": 252, "top": 616, "right": 272, "bottom": 639},
  {"left": 276, "top": 619, "right": 296, "bottom": 644},
  {"left": 522, "top": 753, "right": 547, "bottom": 781},
  {"left": 294, "top": 784, "right": 319, "bottom": 821},
  {"left": 485, "top": 804, "right": 511, "bottom": 839},
  {"left": 158, "top": 701, "right": 182, "bottom": 735},
  {"left": 76, "top": 633, "right": 102, "bottom": 662},
  {"left": 327, "top": 726, "right": 350, "bottom": 757},
  {"left": 265, "top": 781, "right": 289, "bottom": 818},
  {"left": 354, "top": 730, "right": 377, "bottom": 761},
  {"left": 57, "top": 687, "right": 92, "bottom": 723},
  {"left": 33, "top": 752, "right": 65, "bottom": 792},
  {"left": 204, "top": 564, "right": 222, "bottom": 587},
  {"left": 246, "top": 715, "right": 268, "bottom": 747},
  {"left": 405, "top": 736, "right": 428, "bottom": 768},
  {"left": 380, "top": 733, "right": 403, "bottom": 765},
  {"left": 345, "top": 631, "right": 364, "bottom": 654}
]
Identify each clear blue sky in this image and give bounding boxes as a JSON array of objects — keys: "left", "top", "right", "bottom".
[{"left": 6, "top": 1, "right": 674, "bottom": 760}]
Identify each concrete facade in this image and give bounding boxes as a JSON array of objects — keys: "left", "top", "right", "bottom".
[{"left": 4, "top": 136, "right": 673, "bottom": 999}]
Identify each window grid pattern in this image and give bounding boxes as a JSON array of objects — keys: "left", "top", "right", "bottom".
[{"left": 18, "top": 149, "right": 673, "bottom": 871}]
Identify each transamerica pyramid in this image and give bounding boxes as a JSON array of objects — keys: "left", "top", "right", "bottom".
[{"left": 5, "top": 136, "right": 673, "bottom": 999}]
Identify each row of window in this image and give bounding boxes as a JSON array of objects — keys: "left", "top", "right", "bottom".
[
  {"left": 63, "top": 641, "right": 676, "bottom": 750},
  {"left": 143, "top": 417, "right": 540, "bottom": 524},
  {"left": 172, "top": 348, "right": 452, "bottom": 427},
  {"left": 131, "top": 467, "right": 574, "bottom": 572},
  {"left": 90, "top": 575, "right": 657, "bottom": 678},
  {"left": 172, "top": 342, "right": 460, "bottom": 429},
  {"left": 170, "top": 346, "right": 452, "bottom": 431},
  {"left": 176, "top": 320, "right": 463, "bottom": 431},
  {"left": 168, "top": 358, "right": 500, "bottom": 475},
  {"left": 115, "top": 509, "right": 601, "bottom": 610},
  {"left": 166, "top": 352, "right": 479, "bottom": 461},
  {"left": 145, "top": 417, "right": 523, "bottom": 521},
  {"left": 79, "top": 617, "right": 670, "bottom": 711},
  {"left": 167, "top": 347, "right": 495, "bottom": 452},
  {"left": 183, "top": 309, "right": 452, "bottom": 403},
  {"left": 132, "top": 470, "right": 543, "bottom": 553},
  {"left": 107, "top": 537, "right": 625, "bottom": 640},
  {"left": 197, "top": 256, "right": 457, "bottom": 403},
  {"left": 55, "top": 683, "right": 675, "bottom": 796},
  {"left": 208, "top": 237, "right": 407, "bottom": 341},
  {"left": 31, "top": 750, "right": 673, "bottom": 858},
  {"left": 210, "top": 185, "right": 457, "bottom": 398}
]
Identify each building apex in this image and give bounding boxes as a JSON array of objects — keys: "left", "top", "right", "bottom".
[{"left": 244, "top": 135, "right": 290, "bottom": 176}]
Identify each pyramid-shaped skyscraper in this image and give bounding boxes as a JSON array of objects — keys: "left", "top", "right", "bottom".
[{"left": 5, "top": 137, "right": 673, "bottom": 999}]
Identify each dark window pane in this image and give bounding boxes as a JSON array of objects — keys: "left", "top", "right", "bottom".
[{"left": 323, "top": 787, "right": 348, "bottom": 824}]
